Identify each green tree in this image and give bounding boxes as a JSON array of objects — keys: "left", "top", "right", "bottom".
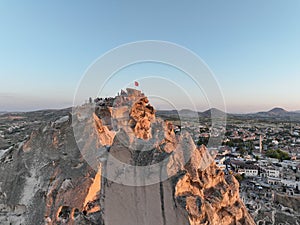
[
  {"left": 234, "top": 174, "right": 244, "bottom": 183},
  {"left": 266, "top": 149, "right": 290, "bottom": 161},
  {"left": 197, "top": 137, "right": 209, "bottom": 146}
]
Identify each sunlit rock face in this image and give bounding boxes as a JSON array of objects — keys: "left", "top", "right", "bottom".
[
  {"left": 129, "top": 97, "right": 156, "bottom": 140},
  {"left": 0, "top": 89, "right": 255, "bottom": 225},
  {"left": 175, "top": 145, "right": 255, "bottom": 225}
]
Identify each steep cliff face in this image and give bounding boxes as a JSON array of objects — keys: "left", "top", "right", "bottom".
[
  {"left": 0, "top": 114, "right": 103, "bottom": 225},
  {"left": 0, "top": 89, "right": 255, "bottom": 225},
  {"left": 175, "top": 146, "right": 254, "bottom": 225}
]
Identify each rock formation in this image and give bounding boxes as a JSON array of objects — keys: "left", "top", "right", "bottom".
[{"left": 0, "top": 88, "right": 255, "bottom": 225}]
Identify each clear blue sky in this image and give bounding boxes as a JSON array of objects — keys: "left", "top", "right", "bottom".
[{"left": 0, "top": 0, "right": 299, "bottom": 112}]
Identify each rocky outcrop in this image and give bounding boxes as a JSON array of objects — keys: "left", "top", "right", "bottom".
[
  {"left": 175, "top": 146, "right": 254, "bottom": 225},
  {"left": 0, "top": 89, "right": 255, "bottom": 225},
  {"left": 129, "top": 97, "right": 155, "bottom": 140},
  {"left": 0, "top": 114, "right": 103, "bottom": 225},
  {"left": 93, "top": 113, "right": 115, "bottom": 146}
]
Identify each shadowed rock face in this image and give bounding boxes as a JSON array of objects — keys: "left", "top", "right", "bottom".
[
  {"left": 0, "top": 89, "right": 255, "bottom": 225},
  {"left": 0, "top": 115, "right": 102, "bottom": 225}
]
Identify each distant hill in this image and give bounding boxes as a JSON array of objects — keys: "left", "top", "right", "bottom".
[
  {"left": 231, "top": 107, "right": 300, "bottom": 122},
  {"left": 178, "top": 109, "right": 198, "bottom": 117},
  {"left": 256, "top": 107, "right": 289, "bottom": 117},
  {"left": 156, "top": 107, "right": 300, "bottom": 122},
  {"left": 267, "top": 107, "right": 289, "bottom": 115},
  {"left": 201, "top": 108, "right": 226, "bottom": 118}
]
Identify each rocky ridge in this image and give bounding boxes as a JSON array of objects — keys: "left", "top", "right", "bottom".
[{"left": 0, "top": 88, "right": 255, "bottom": 225}]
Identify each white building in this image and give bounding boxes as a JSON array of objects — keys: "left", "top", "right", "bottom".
[
  {"left": 281, "top": 179, "right": 300, "bottom": 190},
  {"left": 238, "top": 166, "right": 259, "bottom": 177},
  {"left": 267, "top": 177, "right": 281, "bottom": 185},
  {"left": 281, "top": 160, "right": 298, "bottom": 169},
  {"left": 266, "top": 169, "right": 280, "bottom": 178},
  {"left": 260, "top": 166, "right": 280, "bottom": 178}
]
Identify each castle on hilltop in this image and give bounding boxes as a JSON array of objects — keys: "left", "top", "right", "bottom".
[{"left": 93, "top": 88, "right": 145, "bottom": 108}]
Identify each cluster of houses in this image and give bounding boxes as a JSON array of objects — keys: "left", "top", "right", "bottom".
[{"left": 215, "top": 153, "right": 300, "bottom": 192}]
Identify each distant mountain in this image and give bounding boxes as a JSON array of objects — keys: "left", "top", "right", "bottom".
[
  {"left": 178, "top": 109, "right": 198, "bottom": 117},
  {"left": 201, "top": 108, "right": 226, "bottom": 118},
  {"left": 254, "top": 107, "right": 290, "bottom": 117},
  {"left": 156, "top": 107, "right": 300, "bottom": 122},
  {"left": 234, "top": 107, "right": 300, "bottom": 121},
  {"left": 267, "top": 107, "right": 289, "bottom": 115},
  {"left": 156, "top": 108, "right": 227, "bottom": 120},
  {"left": 155, "top": 109, "right": 180, "bottom": 120}
]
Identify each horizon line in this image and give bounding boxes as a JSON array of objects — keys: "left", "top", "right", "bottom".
[{"left": 2, "top": 105, "right": 299, "bottom": 115}]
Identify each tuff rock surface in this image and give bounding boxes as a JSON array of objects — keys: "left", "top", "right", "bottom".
[{"left": 0, "top": 88, "right": 255, "bottom": 225}]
